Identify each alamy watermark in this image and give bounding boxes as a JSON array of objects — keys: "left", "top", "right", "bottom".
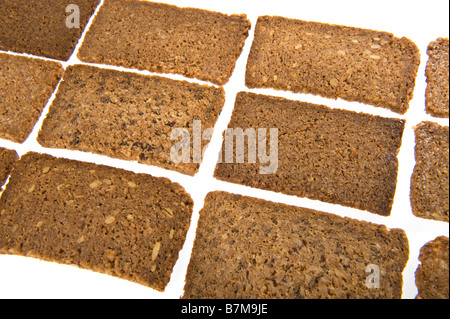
[
  {"left": 66, "top": 4, "right": 80, "bottom": 29},
  {"left": 170, "top": 120, "right": 279, "bottom": 175},
  {"left": 365, "top": 264, "right": 380, "bottom": 289}
]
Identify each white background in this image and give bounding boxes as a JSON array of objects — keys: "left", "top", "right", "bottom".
[{"left": 0, "top": 0, "right": 448, "bottom": 299}]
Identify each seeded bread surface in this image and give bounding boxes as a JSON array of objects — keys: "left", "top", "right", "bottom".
[
  {"left": 410, "top": 122, "right": 449, "bottom": 222},
  {"left": 246, "top": 16, "right": 420, "bottom": 114},
  {"left": 0, "top": 152, "right": 194, "bottom": 291},
  {"left": 184, "top": 192, "right": 409, "bottom": 299},
  {"left": 214, "top": 92, "right": 405, "bottom": 216},
  {"left": 78, "top": 0, "right": 251, "bottom": 85},
  {"left": 0, "top": 0, "right": 100, "bottom": 61},
  {"left": 37, "top": 64, "right": 225, "bottom": 176},
  {"left": 415, "top": 236, "right": 449, "bottom": 299},
  {"left": 0, "top": 53, "right": 63, "bottom": 143},
  {"left": 425, "top": 38, "right": 449, "bottom": 118},
  {"left": 0, "top": 148, "right": 18, "bottom": 189}
]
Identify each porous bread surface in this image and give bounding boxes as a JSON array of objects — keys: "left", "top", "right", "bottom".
[
  {"left": 0, "top": 147, "right": 18, "bottom": 189},
  {"left": 415, "top": 236, "right": 449, "bottom": 299},
  {"left": 214, "top": 92, "right": 405, "bottom": 216},
  {"left": 0, "top": 0, "right": 100, "bottom": 61},
  {"left": 0, "top": 53, "right": 63, "bottom": 143},
  {"left": 246, "top": 16, "right": 420, "bottom": 114},
  {"left": 78, "top": 0, "right": 251, "bottom": 85},
  {"left": 410, "top": 122, "right": 449, "bottom": 222},
  {"left": 184, "top": 192, "right": 409, "bottom": 299},
  {"left": 0, "top": 152, "right": 194, "bottom": 291},
  {"left": 425, "top": 38, "right": 449, "bottom": 118},
  {"left": 37, "top": 64, "right": 225, "bottom": 176}
]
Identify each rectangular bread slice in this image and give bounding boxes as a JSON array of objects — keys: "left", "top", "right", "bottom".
[
  {"left": 410, "top": 122, "right": 449, "bottom": 222},
  {"left": 245, "top": 16, "right": 420, "bottom": 114},
  {"left": 214, "top": 92, "right": 405, "bottom": 216},
  {"left": 0, "top": 152, "right": 194, "bottom": 291},
  {"left": 425, "top": 38, "right": 449, "bottom": 118},
  {"left": 0, "top": 53, "right": 63, "bottom": 143},
  {"left": 0, "top": 147, "right": 18, "bottom": 189},
  {"left": 78, "top": 0, "right": 251, "bottom": 85},
  {"left": 184, "top": 192, "right": 409, "bottom": 299},
  {"left": 0, "top": 0, "right": 100, "bottom": 61},
  {"left": 37, "top": 64, "right": 225, "bottom": 176},
  {"left": 415, "top": 236, "right": 449, "bottom": 299}
]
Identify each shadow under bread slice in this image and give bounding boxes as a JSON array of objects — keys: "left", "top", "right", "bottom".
[
  {"left": 78, "top": 0, "right": 251, "bottom": 85},
  {"left": 411, "top": 122, "right": 449, "bottom": 222},
  {"left": 246, "top": 16, "right": 420, "bottom": 114},
  {"left": 0, "top": 53, "right": 63, "bottom": 143},
  {"left": 37, "top": 64, "right": 225, "bottom": 176},
  {"left": 0, "top": 152, "right": 194, "bottom": 292},
  {"left": 183, "top": 192, "right": 409, "bottom": 299},
  {"left": 214, "top": 92, "right": 405, "bottom": 217}
]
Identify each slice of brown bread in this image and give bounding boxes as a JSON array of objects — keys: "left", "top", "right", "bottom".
[
  {"left": 0, "top": 147, "right": 18, "bottom": 189},
  {"left": 415, "top": 236, "right": 449, "bottom": 299},
  {"left": 0, "top": 0, "right": 100, "bottom": 61},
  {"left": 0, "top": 53, "right": 63, "bottom": 143},
  {"left": 77, "top": 0, "right": 251, "bottom": 85},
  {"left": 37, "top": 64, "right": 225, "bottom": 176},
  {"left": 214, "top": 92, "right": 405, "bottom": 216},
  {"left": 246, "top": 16, "right": 420, "bottom": 114},
  {"left": 410, "top": 122, "right": 449, "bottom": 222},
  {"left": 184, "top": 192, "right": 409, "bottom": 299},
  {"left": 0, "top": 152, "right": 194, "bottom": 291},
  {"left": 425, "top": 38, "right": 449, "bottom": 118}
]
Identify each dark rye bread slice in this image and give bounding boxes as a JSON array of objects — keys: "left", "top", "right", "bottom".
[
  {"left": 37, "top": 64, "right": 225, "bottom": 176},
  {"left": 0, "top": 147, "right": 18, "bottom": 189},
  {"left": 184, "top": 192, "right": 409, "bottom": 299},
  {"left": 0, "top": 0, "right": 100, "bottom": 61},
  {"left": 246, "top": 16, "right": 420, "bottom": 114},
  {"left": 410, "top": 122, "right": 449, "bottom": 222},
  {"left": 77, "top": 0, "right": 251, "bottom": 85},
  {"left": 425, "top": 38, "right": 449, "bottom": 118},
  {"left": 415, "top": 236, "right": 449, "bottom": 299},
  {"left": 0, "top": 152, "right": 194, "bottom": 291},
  {"left": 214, "top": 92, "right": 405, "bottom": 216},
  {"left": 0, "top": 53, "right": 63, "bottom": 143}
]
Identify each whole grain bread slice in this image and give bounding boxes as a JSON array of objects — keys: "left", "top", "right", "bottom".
[
  {"left": 0, "top": 53, "right": 63, "bottom": 143},
  {"left": 0, "top": 0, "right": 100, "bottom": 61},
  {"left": 245, "top": 16, "right": 420, "bottom": 114},
  {"left": 184, "top": 192, "right": 409, "bottom": 299},
  {"left": 415, "top": 236, "right": 449, "bottom": 299},
  {"left": 37, "top": 64, "right": 225, "bottom": 176},
  {"left": 410, "top": 122, "right": 449, "bottom": 222},
  {"left": 78, "top": 0, "right": 251, "bottom": 85},
  {"left": 425, "top": 38, "right": 449, "bottom": 118},
  {"left": 0, "top": 152, "right": 194, "bottom": 291},
  {"left": 214, "top": 92, "right": 405, "bottom": 216}
]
